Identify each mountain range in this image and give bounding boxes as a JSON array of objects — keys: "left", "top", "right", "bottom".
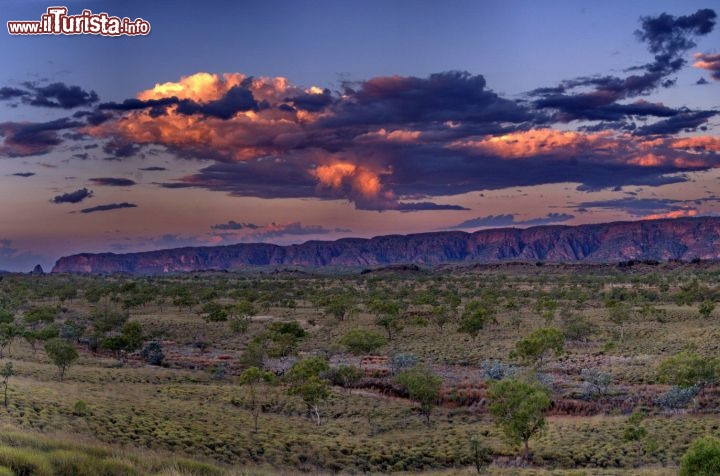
[{"left": 51, "top": 216, "right": 720, "bottom": 274}]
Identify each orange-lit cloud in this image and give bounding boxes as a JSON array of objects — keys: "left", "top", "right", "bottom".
[
  {"left": 643, "top": 208, "right": 698, "bottom": 220},
  {"left": 671, "top": 136, "right": 720, "bottom": 152},
  {"left": 447, "top": 128, "right": 616, "bottom": 159},
  {"left": 312, "top": 161, "right": 391, "bottom": 203},
  {"left": 353, "top": 128, "right": 423, "bottom": 144},
  {"left": 693, "top": 52, "right": 720, "bottom": 80}
]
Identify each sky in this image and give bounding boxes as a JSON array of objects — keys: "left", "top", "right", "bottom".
[{"left": 0, "top": 0, "right": 719, "bottom": 271}]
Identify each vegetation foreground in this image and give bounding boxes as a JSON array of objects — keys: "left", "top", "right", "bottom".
[{"left": 1, "top": 261, "right": 720, "bottom": 474}]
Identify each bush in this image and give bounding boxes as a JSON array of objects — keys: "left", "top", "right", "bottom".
[
  {"left": 340, "top": 329, "right": 387, "bottom": 355},
  {"left": 139, "top": 340, "right": 165, "bottom": 366},
  {"left": 390, "top": 353, "right": 418, "bottom": 374},
  {"left": 680, "top": 436, "right": 720, "bottom": 476}
]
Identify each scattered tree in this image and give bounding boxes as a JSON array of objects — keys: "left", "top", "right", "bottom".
[
  {"left": 511, "top": 327, "right": 564, "bottom": 367},
  {"left": 487, "top": 378, "right": 551, "bottom": 462},
  {"left": 340, "top": 328, "right": 387, "bottom": 355},
  {"left": 285, "top": 357, "right": 331, "bottom": 425},
  {"left": 239, "top": 366, "right": 277, "bottom": 432},
  {"left": 396, "top": 366, "right": 442, "bottom": 425},
  {"left": 44, "top": 338, "right": 79, "bottom": 380},
  {"left": 470, "top": 435, "right": 492, "bottom": 474},
  {"left": 1, "top": 361, "right": 13, "bottom": 408}
]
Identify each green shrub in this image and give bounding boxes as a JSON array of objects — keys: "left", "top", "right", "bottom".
[
  {"left": 680, "top": 436, "right": 720, "bottom": 476},
  {"left": 339, "top": 329, "right": 387, "bottom": 355}
]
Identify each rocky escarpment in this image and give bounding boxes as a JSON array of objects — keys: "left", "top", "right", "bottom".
[{"left": 52, "top": 217, "right": 720, "bottom": 274}]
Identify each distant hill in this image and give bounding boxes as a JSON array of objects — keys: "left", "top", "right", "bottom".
[{"left": 52, "top": 216, "right": 720, "bottom": 275}]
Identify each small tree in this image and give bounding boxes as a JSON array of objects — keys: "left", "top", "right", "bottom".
[
  {"left": 285, "top": 357, "right": 331, "bottom": 425},
  {"left": 470, "top": 435, "right": 493, "bottom": 474},
  {"left": 239, "top": 366, "right": 277, "bottom": 432},
  {"left": 581, "top": 368, "right": 612, "bottom": 397},
  {"left": 487, "top": 378, "right": 551, "bottom": 462},
  {"left": 680, "top": 436, "right": 720, "bottom": 476},
  {"left": 396, "top": 366, "right": 442, "bottom": 425},
  {"left": 511, "top": 327, "right": 564, "bottom": 367},
  {"left": 607, "top": 303, "right": 631, "bottom": 341},
  {"left": 370, "top": 300, "right": 402, "bottom": 341},
  {"left": 44, "top": 338, "right": 79, "bottom": 381},
  {"left": 1, "top": 361, "right": 13, "bottom": 408},
  {"left": 340, "top": 329, "right": 387, "bottom": 355}
]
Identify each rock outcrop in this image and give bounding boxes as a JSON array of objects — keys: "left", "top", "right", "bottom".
[{"left": 51, "top": 217, "right": 720, "bottom": 275}]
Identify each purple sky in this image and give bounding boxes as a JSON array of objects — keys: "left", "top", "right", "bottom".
[{"left": 0, "top": 1, "right": 719, "bottom": 271}]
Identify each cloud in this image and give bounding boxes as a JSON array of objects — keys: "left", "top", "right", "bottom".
[
  {"left": 634, "top": 110, "right": 716, "bottom": 135},
  {"left": 571, "top": 197, "right": 686, "bottom": 216},
  {"left": 696, "top": 77, "right": 710, "bottom": 85},
  {"left": 89, "top": 177, "right": 137, "bottom": 186},
  {"left": 531, "top": 9, "right": 716, "bottom": 121},
  {"left": 0, "top": 118, "right": 83, "bottom": 157},
  {"left": 395, "top": 202, "right": 470, "bottom": 212},
  {"left": 139, "top": 166, "right": 166, "bottom": 171},
  {"left": 51, "top": 188, "right": 93, "bottom": 204},
  {"left": 0, "top": 82, "right": 100, "bottom": 109},
  {"left": 10, "top": 172, "right": 35, "bottom": 177},
  {"left": 79, "top": 202, "right": 137, "bottom": 214},
  {"left": 693, "top": 52, "right": 720, "bottom": 80},
  {"left": 210, "top": 220, "right": 260, "bottom": 230},
  {"left": 450, "top": 213, "right": 574, "bottom": 229},
  {"left": 0, "top": 87, "right": 28, "bottom": 101},
  {"left": 642, "top": 208, "right": 698, "bottom": 220}
]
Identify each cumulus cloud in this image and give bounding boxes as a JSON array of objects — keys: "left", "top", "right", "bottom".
[
  {"left": 79, "top": 202, "right": 137, "bottom": 213},
  {"left": 51, "top": 188, "right": 93, "bottom": 204}
]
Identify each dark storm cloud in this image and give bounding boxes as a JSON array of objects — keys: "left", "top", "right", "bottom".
[
  {"left": 324, "top": 71, "right": 537, "bottom": 127},
  {"left": 635, "top": 9, "right": 716, "bottom": 56},
  {"left": 51, "top": 188, "right": 93, "bottom": 204},
  {"left": 211, "top": 220, "right": 260, "bottom": 230},
  {"left": 21, "top": 82, "right": 99, "bottom": 109},
  {"left": 100, "top": 86, "right": 259, "bottom": 120},
  {"left": 89, "top": 177, "right": 137, "bottom": 186},
  {"left": 103, "top": 140, "right": 142, "bottom": 158},
  {"left": 634, "top": 110, "right": 716, "bottom": 136},
  {"left": 449, "top": 213, "right": 574, "bottom": 229},
  {"left": 73, "top": 109, "right": 113, "bottom": 126},
  {"left": 286, "top": 88, "right": 335, "bottom": 112},
  {"left": 696, "top": 77, "right": 710, "bottom": 85},
  {"left": 571, "top": 197, "right": 684, "bottom": 216},
  {"left": 139, "top": 166, "right": 167, "bottom": 171},
  {"left": 79, "top": 202, "right": 137, "bottom": 214},
  {"left": 175, "top": 85, "right": 258, "bottom": 119},
  {"left": 532, "top": 9, "right": 716, "bottom": 122},
  {"left": 10, "top": 172, "right": 35, "bottom": 177},
  {"left": 395, "top": 202, "right": 470, "bottom": 212},
  {"left": 0, "top": 118, "right": 83, "bottom": 157},
  {"left": 99, "top": 96, "right": 180, "bottom": 111},
  {"left": 0, "top": 87, "right": 28, "bottom": 100}
]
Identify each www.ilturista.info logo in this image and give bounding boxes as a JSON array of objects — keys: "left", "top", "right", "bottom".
[{"left": 7, "top": 7, "right": 150, "bottom": 36}]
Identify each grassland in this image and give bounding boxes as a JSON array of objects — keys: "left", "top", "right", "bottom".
[{"left": 0, "top": 261, "right": 719, "bottom": 474}]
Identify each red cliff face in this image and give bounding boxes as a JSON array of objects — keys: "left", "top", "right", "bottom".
[{"left": 51, "top": 217, "right": 720, "bottom": 274}]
